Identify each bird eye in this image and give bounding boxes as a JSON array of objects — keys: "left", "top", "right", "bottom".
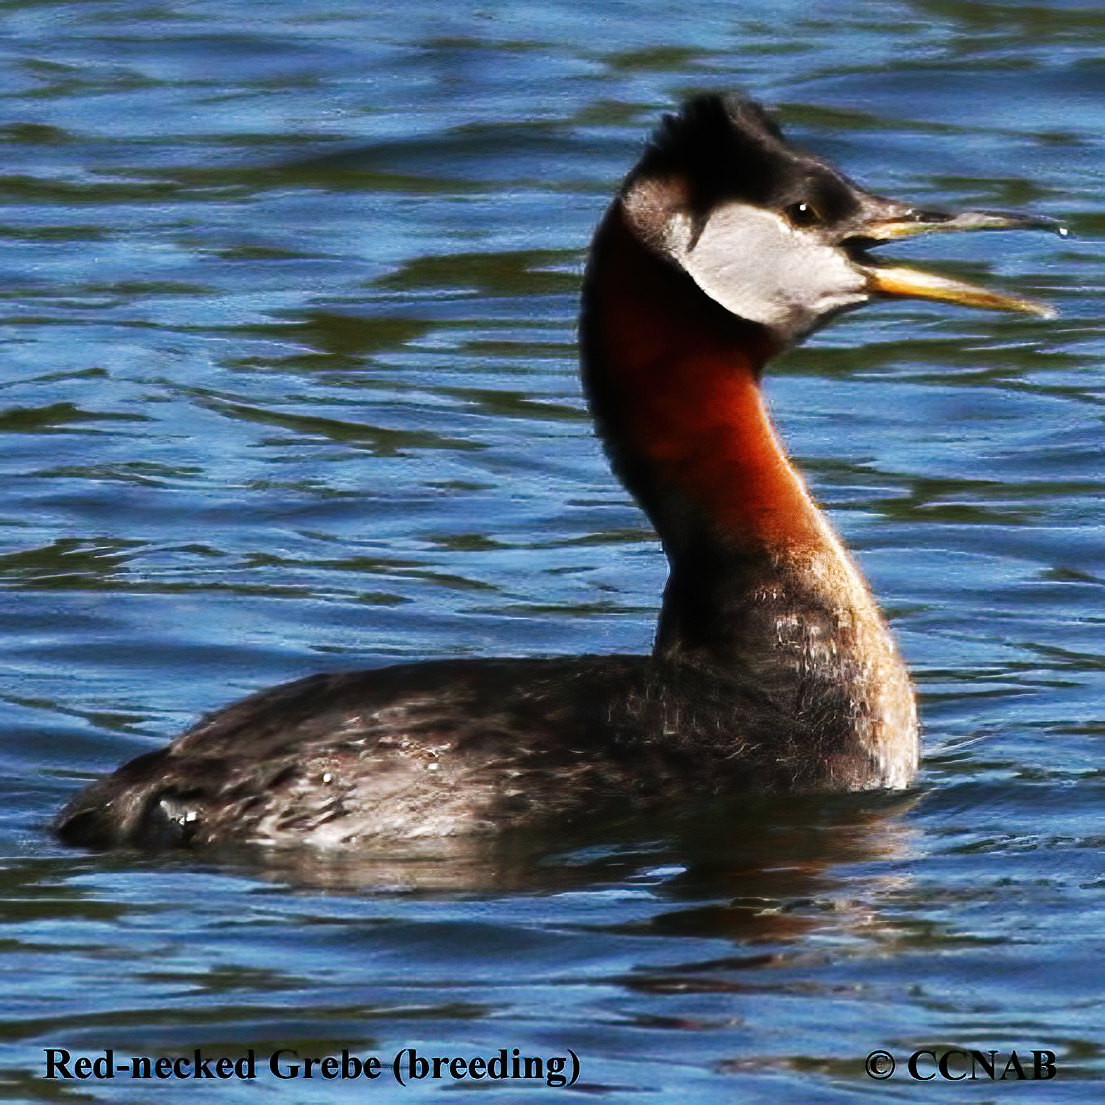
[{"left": 785, "top": 201, "right": 822, "bottom": 228}]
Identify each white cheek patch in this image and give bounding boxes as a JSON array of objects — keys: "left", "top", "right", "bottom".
[{"left": 664, "top": 203, "right": 869, "bottom": 339}]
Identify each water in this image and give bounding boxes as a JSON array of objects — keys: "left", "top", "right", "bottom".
[{"left": 2, "top": 0, "right": 1103, "bottom": 1100}]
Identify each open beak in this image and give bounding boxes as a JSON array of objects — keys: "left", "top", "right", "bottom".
[{"left": 848, "top": 204, "right": 1065, "bottom": 319}]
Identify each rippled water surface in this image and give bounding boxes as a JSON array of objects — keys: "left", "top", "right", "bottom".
[{"left": 2, "top": 1, "right": 1104, "bottom": 1101}]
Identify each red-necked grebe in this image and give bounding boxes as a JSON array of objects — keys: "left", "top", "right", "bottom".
[{"left": 55, "top": 94, "right": 1058, "bottom": 850}]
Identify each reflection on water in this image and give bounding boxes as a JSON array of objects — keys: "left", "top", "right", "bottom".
[
  {"left": 177, "top": 792, "right": 920, "bottom": 906},
  {"left": 1, "top": 0, "right": 1104, "bottom": 1100}
]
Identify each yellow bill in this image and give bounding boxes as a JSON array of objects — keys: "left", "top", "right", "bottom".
[
  {"left": 859, "top": 263, "right": 1057, "bottom": 318},
  {"left": 848, "top": 205, "right": 1064, "bottom": 318}
]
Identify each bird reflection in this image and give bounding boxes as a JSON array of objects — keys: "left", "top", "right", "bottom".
[{"left": 200, "top": 790, "right": 920, "bottom": 960}]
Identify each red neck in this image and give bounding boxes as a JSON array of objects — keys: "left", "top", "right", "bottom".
[
  {"left": 576, "top": 204, "right": 916, "bottom": 763},
  {"left": 581, "top": 207, "right": 826, "bottom": 564}
]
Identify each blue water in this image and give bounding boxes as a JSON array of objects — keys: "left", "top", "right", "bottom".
[{"left": 2, "top": 1, "right": 1103, "bottom": 1101}]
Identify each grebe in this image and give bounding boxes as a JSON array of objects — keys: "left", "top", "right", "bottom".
[{"left": 55, "top": 94, "right": 1057, "bottom": 851}]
